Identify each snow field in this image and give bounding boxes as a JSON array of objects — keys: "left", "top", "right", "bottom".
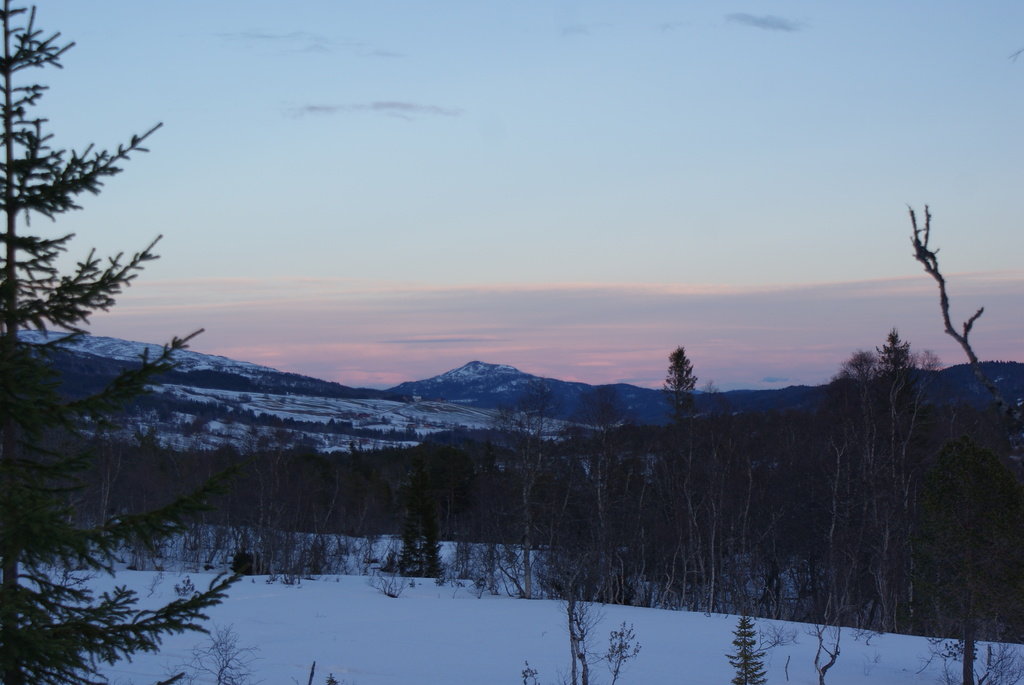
[{"left": 99, "top": 570, "right": 944, "bottom": 685}]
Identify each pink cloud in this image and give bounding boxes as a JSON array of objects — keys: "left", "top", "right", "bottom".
[{"left": 87, "top": 273, "right": 1024, "bottom": 390}]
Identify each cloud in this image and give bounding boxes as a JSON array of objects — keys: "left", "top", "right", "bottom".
[
  {"left": 218, "top": 30, "right": 338, "bottom": 53},
  {"left": 561, "top": 24, "right": 602, "bottom": 36},
  {"left": 288, "top": 105, "right": 347, "bottom": 116},
  {"left": 288, "top": 101, "right": 463, "bottom": 120},
  {"left": 726, "top": 13, "right": 801, "bottom": 32},
  {"left": 360, "top": 102, "right": 463, "bottom": 118},
  {"left": 87, "top": 273, "right": 1024, "bottom": 391},
  {"left": 378, "top": 336, "right": 504, "bottom": 345},
  {"left": 220, "top": 30, "right": 406, "bottom": 60}
]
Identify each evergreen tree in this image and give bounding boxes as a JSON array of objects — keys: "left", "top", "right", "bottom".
[
  {"left": 398, "top": 451, "right": 441, "bottom": 577},
  {"left": 876, "top": 328, "right": 913, "bottom": 384},
  {"left": 726, "top": 614, "right": 767, "bottom": 685},
  {"left": 913, "top": 437, "right": 1024, "bottom": 685},
  {"left": 875, "top": 328, "right": 917, "bottom": 414},
  {"left": 663, "top": 346, "right": 697, "bottom": 424},
  {"left": 0, "top": 5, "right": 236, "bottom": 684}
]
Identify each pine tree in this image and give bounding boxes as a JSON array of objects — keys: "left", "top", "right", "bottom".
[
  {"left": 663, "top": 346, "right": 697, "bottom": 424},
  {"left": 398, "top": 451, "right": 441, "bottom": 578},
  {"left": 913, "top": 437, "right": 1024, "bottom": 685},
  {"left": 726, "top": 614, "right": 767, "bottom": 685},
  {"left": 875, "top": 328, "right": 917, "bottom": 414},
  {"left": 0, "top": 4, "right": 236, "bottom": 684}
]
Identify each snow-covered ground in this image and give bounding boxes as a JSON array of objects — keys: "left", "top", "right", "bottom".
[
  {"left": 98, "top": 569, "right": 950, "bottom": 685},
  {"left": 155, "top": 384, "right": 498, "bottom": 432},
  {"left": 149, "top": 384, "right": 499, "bottom": 452}
]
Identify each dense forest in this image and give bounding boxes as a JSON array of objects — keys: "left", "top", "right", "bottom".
[{"left": 70, "top": 330, "right": 1024, "bottom": 651}]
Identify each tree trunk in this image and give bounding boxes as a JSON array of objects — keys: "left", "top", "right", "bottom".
[
  {"left": 963, "top": 620, "right": 975, "bottom": 685},
  {"left": 567, "top": 596, "right": 579, "bottom": 685},
  {"left": 522, "top": 503, "right": 533, "bottom": 599}
]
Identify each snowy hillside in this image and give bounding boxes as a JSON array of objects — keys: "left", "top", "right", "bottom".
[
  {"left": 19, "top": 330, "right": 275, "bottom": 379},
  {"left": 98, "top": 568, "right": 961, "bottom": 685},
  {"left": 147, "top": 383, "right": 499, "bottom": 452},
  {"left": 21, "top": 331, "right": 500, "bottom": 452}
]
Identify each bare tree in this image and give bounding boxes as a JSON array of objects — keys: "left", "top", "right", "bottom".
[
  {"left": 605, "top": 622, "right": 641, "bottom": 685},
  {"left": 178, "top": 624, "right": 260, "bottom": 685},
  {"left": 909, "top": 206, "right": 1024, "bottom": 432},
  {"left": 565, "top": 595, "right": 602, "bottom": 685},
  {"left": 931, "top": 640, "right": 1024, "bottom": 685},
  {"left": 810, "top": 623, "right": 841, "bottom": 685},
  {"left": 493, "top": 380, "right": 559, "bottom": 599}
]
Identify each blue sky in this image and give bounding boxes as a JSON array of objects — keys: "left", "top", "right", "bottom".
[{"left": 34, "top": 1, "right": 1024, "bottom": 389}]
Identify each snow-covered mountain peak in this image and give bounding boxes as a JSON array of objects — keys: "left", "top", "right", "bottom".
[
  {"left": 438, "top": 361, "right": 525, "bottom": 382},
  {"left": 18, "top": 330, "right": 275, "bottom": 379},
  {"left": 385, "top": 360, "right": 553, "bottom": 410}
]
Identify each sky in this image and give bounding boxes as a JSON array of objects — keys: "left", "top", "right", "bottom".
[{"left": 28, "top": 1, "right": 1024, "bottom": 390}]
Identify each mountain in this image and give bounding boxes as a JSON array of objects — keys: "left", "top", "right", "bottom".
[
  {"left": 22, "top": 330, "right": 275, "bottom": 377},
  {"left": 387, "top": 361, "right": 826, "bottom": 423},
  {"left": 923, "top": 360, "right": 1024, "bottom": 409},
  {"left": 23, "top": 330, "right": 393, "bottom": 401},
  {"left": 388, "top": 361, "right": 667, "bottom": 422},
  {"left": 25, "top": 332, "right": 500, "bottom": 453},
  {"left": 23, "top": 332, "right": 1024, "bottom": 448},
  {"left": 390, "top": 361, "right": 531, "bottom": 403},
  {"left": 389, "top": 359, "right": 1024, "bottom": 423}
]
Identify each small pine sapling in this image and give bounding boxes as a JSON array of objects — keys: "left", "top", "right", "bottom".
[
  {"left": 174, "top": 575, "right": 198, "bottom": 598},
  {"left": 727, "top": 614, "right": 768, "bottom": 685}
]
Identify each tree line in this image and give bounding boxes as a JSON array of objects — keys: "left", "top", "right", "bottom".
[{"left": 66, "top": 330, "right": 1023, "bottom": 651}]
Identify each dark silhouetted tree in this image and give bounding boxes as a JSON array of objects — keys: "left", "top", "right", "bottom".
[
  {"left": 0, "top": 5, "right": 236, "bottom": 684},
  {"left": 914, "top": 437, "right": 1024, "bottom": 685},
  {"left": 663, "top": 346, "right": 697, "bottom": 424},
  {"left": 909, "top": 206, "right": 1024, "bottom": 434},
  {"left": 398, "top": 451, "right": 441, "bottom": 577},
  {"left": 877, "top": 328, "right": 914, "bottom": 407}
]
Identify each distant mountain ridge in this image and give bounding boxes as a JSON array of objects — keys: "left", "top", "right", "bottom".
[
  {"left": 388, "top": 359, "right": 1024, "bottom": 423},
  {"left": 22, "top": 331, "right": 392, "bottom": 402},
  {"left": 23, "top": 332, "right": 1024, "bottom": 435},
  {"left": 20, "top": 330, "right": 271, "bottom": 376},
  {"left": 387, "top": 360, "right": 825, "bottom": 423},
  {"left": 24, "top": 332, "right": 499, "bottom": 453}
]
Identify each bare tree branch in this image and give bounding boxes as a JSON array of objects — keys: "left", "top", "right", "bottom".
[{"left": 908, "top": 205, "right": 1024, "bottom": 432}]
